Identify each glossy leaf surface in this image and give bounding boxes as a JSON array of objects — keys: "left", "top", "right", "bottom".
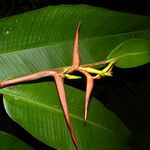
[
  {"left": 1, "top": 83, "right": 131, "bottom": 150},
  {"left": 0, "top": 131, "right": 33, "bottom": 150},
  {"left": 0, "top": 5, "right": 150, "bottom": 81},
  {"left": 108, "top": 39, "right": 150, "bottom": 68}
]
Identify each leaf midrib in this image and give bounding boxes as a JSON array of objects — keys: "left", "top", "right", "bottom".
[
  {"left": 1, "top": 88, "right": 128, "bottom": 140},
  {"left": 108, "top": 51, "right": 150, "bottom": 60},
  {"left": 0, "top": 29, "right": 150, "bottom": 57}
]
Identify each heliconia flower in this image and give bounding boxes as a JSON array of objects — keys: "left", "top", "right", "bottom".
[{"left": 0, "top": 23, "right": 116, "bottom": 149}]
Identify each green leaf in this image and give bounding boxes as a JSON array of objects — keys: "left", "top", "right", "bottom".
[
  {"left": 1, "top": 83, "right": 131, "bottom": 150},
  {"left": 0, "top": 5, "right": 150, "bottom": 81},
  {"left": 108, "top": 39, "right": 150, "bottom": 68},
  {"left": 0, "top": 131, "right": 33, "bottom": 150}
]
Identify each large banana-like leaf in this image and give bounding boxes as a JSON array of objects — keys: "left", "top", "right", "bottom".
[
  {"left": 0, "top": 4, "right": 150, "bottom": 150},
  {"left": 0, "top": 131, "right": 33, "bottom": 150},
  {"left": 0, "top": 5, "right": 150, "bottom": 80},
  {"left": 1, "top": 83, "right": 131, "bottom": 150}
]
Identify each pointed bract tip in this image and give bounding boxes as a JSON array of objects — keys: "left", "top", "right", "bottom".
[
  {"left": 69, "top": 130, "right": 78, "bottom": 149},
  {"left": 76, "top": 21, "right": 81, "bottom": 31},
  {"left": 84, "top": 111, "right": 88, "bottom": 123},
  {"left": 78, "top": 21, "right": 81, "bottom": 27}
]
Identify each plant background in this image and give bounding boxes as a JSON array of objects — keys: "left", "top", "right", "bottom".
[{"left": 0, "top": 0, "right": 150, "bottom": 150}]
